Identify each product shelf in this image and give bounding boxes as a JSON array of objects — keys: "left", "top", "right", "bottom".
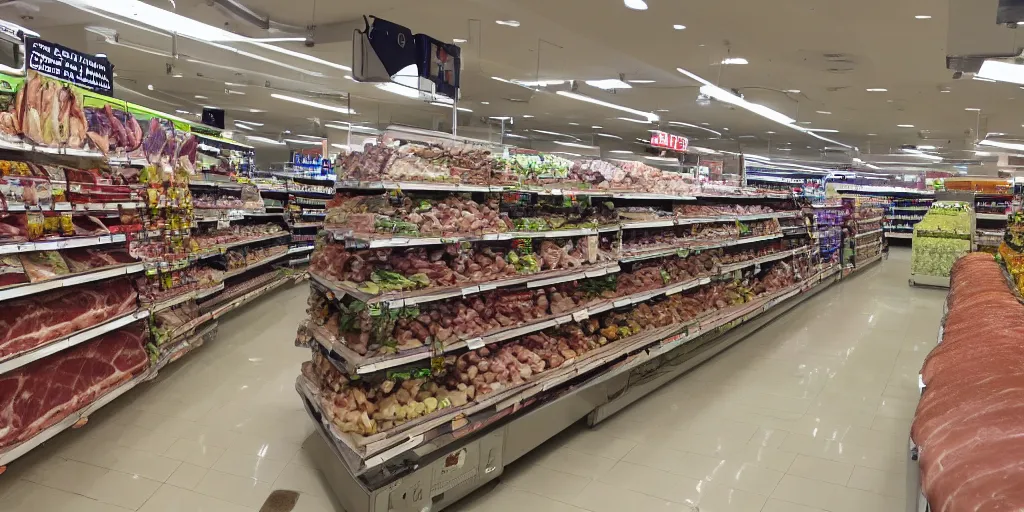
[
  {"left": 0, "top": 234, "right": 128, "bottom": 255},
  {"left": 0, "top": 262, "right": 145, "bottom": 302},
  {"left": 195, "top": 232, "right": 290, "bottom": 260},
  {"left": 0, "top": 309, "right": 150, "bottom": 376},
  {"left": 620, "top": 232, "right": 784, "bottom": 263}
]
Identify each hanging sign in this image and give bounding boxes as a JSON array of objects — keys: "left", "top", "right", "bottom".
[
  {"left": 416, "top": 34, "right": 461, "bottom": 98},
  {"left": 649, "top": 131, "right": 688, "bottom": 152},
  {"left": 26, "top": 37, "right": 113, "bottom": 96}
]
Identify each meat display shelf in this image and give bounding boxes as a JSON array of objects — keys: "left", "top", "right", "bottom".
[
  {"left": 289, "top": 256, "right": 311, "bottom": 266},
  {"left": 620, "top": 232, "right": 784, "bottom": 263},
  {"left": 298, "top": 265, "right": 837, "bottom": 475},
  {"left": 310, "top": 261, "right": 622, "bottom": 309},
  {"left": 190, "top": 180, "right": 243, "bottom": 189},
  {"left": 0, "top": 262, "right": 145, "bottom": 302},
  {"left": 334, "top": 180, "right": 791, "bottom": 201},
  {"left": 855, "top": 229, "right": 883, "bottom": 238},
  {"left": 72, "top": 202, "right": 146, "bottom": 211},
  {"left": 890, "top": 206, "right": 929, "bottom": 211},
  {"left": 2, "top": 202, "right": 72, "bottom": 212},
  {"left": 220, "top": 251, "right": 291, "bottom": 280},
  {"left": 332, "top": 227, "right": 606, "bottom": 249},
  {"left": 291, "top": 222, "right": 323, "bottom": 229},
  {"left": 976, "top": 213, "right": 1008, "bottom": 220},
  {"left": 0, "top": 366, "right": 153, "bottom": 468},
  {"left": 310, "top": 245, "right": 813, "bottom": 380},
  {"left": 885, "top": 232, "right": 914, "bottom": 239},
  {"left": 145, "top": 283, "right": 225, "bottom": 313},
  {"left": 196, "top": 232, "right": 291, "bottom": 259},
  {"left": 0, "top": 309, "right": 151, "bottom": 376},
  {"left": 244, "top": 212, "right": 287, "bottom": 219},
  {"left": 0, "top": 234, "right": 128, "bottom": 255}
]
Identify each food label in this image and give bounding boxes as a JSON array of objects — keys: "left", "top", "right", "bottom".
[
  {"left": 572, "top": 310, "right": 589, "bottom": 322},
  {"left": 466, "top": 338, "right": 485, "bottom": 350}
]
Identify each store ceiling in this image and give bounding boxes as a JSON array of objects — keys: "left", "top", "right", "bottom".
[{"left": 5, "top": 0, "right": 1016, "bottom": 166}]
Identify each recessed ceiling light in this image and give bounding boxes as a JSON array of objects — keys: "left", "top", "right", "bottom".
[
  {"left": 656, "top": 109, "right": 670, "bottom": 112},
  {"left": 965, "top": 107, "right": 981, "bottom": 111},
  {"left": 519, "top": 114, "right": 534, "bottom": 118},
  {"left": 816, "top": 111, "right": 831, "bottom": 115},
  {"left": 481, "top": 101, "right": 490, "bottom": 105},
  {"left": 915, "top": 15, "right": 932, "bottom": 19},
  {"left": 195, "top": 95, "right": 207, "bottom": 99},
  {"left": 453, "top": 38, "right": 467, "bottom": 43},
  {"left": 700, "top": 122, "right": 710, "bottom": 126},
  {"left": 722, "top": 127, "right": 730, "bottom": 131},
  {"left": 897, "top": 124, "right": 915, "bottom": 128},
  {"left": 866, "top": 88, "right": 887, "bottom": 92},
  {"left": 495, "top": 20, "right": 520, "bottom": 27},
  {"left": 941, "top": 89, "right": 951, "bottom": 93},
  {"left": 147, "top": 84, "right": 154, "bottom": 90},
  {"left": 721, "top": 57, "right": 749, "bottom": 65},
  {"left": 171, "top": 73, "right": 183, "bottom": 78},
  {"left": 624, "top": 0, "right": 648, "bottom": 10},
  {"left": 766, "top": 131, "right": 776, "bottom": 134},
  {"left": 785, "top": 89, "right": 801, "bottom": 93},
  {"left": 673, "top": 24, "right": 686, "bottom": 30},
  {"left": 867, "top": 133, "right": 877, "bottom": 136},
  {"left": 609, "top": 150, "right": 634, "bottom": 154},
  {"left": 628, "top": 80, "right": 656, "bottom": 84},
  {"left": 592, "top": 125, "right": 603, "bottom": 129}
]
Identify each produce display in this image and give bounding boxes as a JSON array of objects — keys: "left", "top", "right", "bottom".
[
  {"left": 301, "top": 253, "right": 810, "bottom": 437},
  {"left": 913, "top": 254, "right": 1024, "bottom": 511},
  {"left": 912, "top": 202, "right": 972, "bottom": 278}
]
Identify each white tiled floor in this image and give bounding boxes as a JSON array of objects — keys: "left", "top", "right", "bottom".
[{"left": 0, "top": 248, "right": 945, "bottom": 512}]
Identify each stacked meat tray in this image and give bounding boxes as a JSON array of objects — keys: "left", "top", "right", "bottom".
[
  {"left": 0, "top": 137, "right": 302, "bottom": 470},
  {"left": 910, "top": 253, "right": 1024, "bottom": 511},
  {"left": 290, "top": 128, "right": 846, "bottom": 512}
]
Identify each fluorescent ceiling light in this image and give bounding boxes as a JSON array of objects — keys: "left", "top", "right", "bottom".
[
  {"left": 592, "top": 125, "right": 603, "bottom": 129},
  {"left": 233, "top": 122, "right": 253, "bottom": 131},
  {"left": 531, "top": 129, "right": 579, "bottom": 140},
  {"left": 668, "top": 121, "right": 722, "bottom": 137},
  {"left": 973, "top": 76, "right": 997, "bottom": 83},
  {"left": 556, "top": 90, "right": 659, "bottom": 122},
  {"left": 738, "top": 135, "right": 757, "bottom": 139},
  {"left": 901, "top": 148, "right": 943, "bottom": 161},
  {"left": 175, "top": 110, "right": 192, "bottom": 115},
  {"left": 609, "top": 150, "right": 633, "bottom": 154},
  {"left": 867, "top": 133, "right": 877, "bottom": 136},
  {"left": 225, "top": 89, "right": 245, "bottom": 95},
  {"left": 785, "top": 89, "right": 801, "bottom": 93},
  {"left": 673, "top": 24, "right": 686, "bottom": 30},
  {"left": 645, "top": 156, "right": 678, "bottom": 162},
  {"left": 745, "top": 154, "right": 771, "bottom": 161},
  {"left": 776, "top": 148, "right": 792, "bottom": 151},
  {"left": 453, "top": 38, "right": 467, "bottom": 43},
  {"left": 247, "top": 136, "right": 284, "bottom": 145},
  {"left": 624, "top": 0, "right": 648, "bottom": 10},
  {"left": 866, "top": 88, "right": 888, "bottom": 92},
  {"left": 554, "top": 141, "right": 596, "bottom": 149},
  {"left": 941, "top": 89, "right": 951, "bottom": 93},
  {"left": 171, "top": 73, "right": 182, "bottom": 78},
  {"left": 585, "top": 79, "right": 632, "bottom": 90},
  {"left": 195, "top": 95, "right": 208, "bottom": 99},
  {"left": 721, "top": 58, "right": 749, "bottom": 65},
  {"left": 325, "top": 123, "right": 380, "bottom": 135},
  {"left": 917, "top": 145, "right": 937, "bottom": 150},
  {"left": 551, "top": 152, "right": 581, "bottom": 157},
  {"left": 628, "top": 80, "right": 656, "bottom": 84},
  {"left": 504, "top": 133, "right": 528, "bottom": 139},
  {"left": 429, "top": 101, "right": 473, "bottom": 112},
  {"left": 481, "top": 101, "right": 490, "bottom": 105},
  {"left": 147, "top": 84, "right": 154, "bottom": 90},
  {"left": 236, "top": 120, "right": 264, "bottom": 126},
  {"left": 376, "top": 81, "right": 422, "bottom": 98},
  {"left": 522, "top": 115, "right": 535, "bottom": 118},
  {"left": 965, "top": 107, "right": 981, "bottom": 111},
  {"left": 897, "top": 124, "right": 915, "bottom": 128},
  {"left": 915, "top": 15, "right": 932, "bottom": 19},
  {"left": 284, "top": 138, "right": 322, "bottom": 145},
  {"left": 616, "top": 116, "right": 651, "bottom": 123},
  {"left": 979, "top": 139, "right": 1024, "bottom": 151},
  {"left": 700, "top": 85, "right": 795, "bottom": 124},
  {"left": 272, "top": 93, "right": 355, "bottom": 114},
  {"left": 568, "top": 122, "right": 579, "bottom": 125},
  {"left": 225, "top": 82, "right": 246, "bottom": 87},
  {"left": 596, "top": 133, "right": 623, "bottom": 139},
  {"left": 977, "top": 60, "right": 1024, "bottom": 85},
  {"left": 495, "top": 20, "right": 521, "bottom": 27},
  {"left": 806, "top": 128, "right": 839, "bottom": 133},
  {"left": 249, "top": 109, "right": 265, "bottom": 113},
  {"left": 657, "top": 109, "right": 671, "bottom": 113},
  {"left": 489, "top": 116, "right": 513, "bottom": 121},
  {"left": 815, "top": 111, "right": 832, "bottom": 115}
]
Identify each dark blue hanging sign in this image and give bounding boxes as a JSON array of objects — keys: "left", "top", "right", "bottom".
[{"left": 25, "top": 37, "right": 114, "bottom": 96}]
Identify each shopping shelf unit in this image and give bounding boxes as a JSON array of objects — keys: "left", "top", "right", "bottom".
[
  {"left": 289, "top": 127, "right": 869, "bottom": 512},
  {"left": 884, "top": 197, "right": 933, "bottom": 242},
  {"left": 252, "top": 173, "right": 330, "bottom": 266},
  {"left": 973, "top": 193, "right": 1011, "bottom": 251}
]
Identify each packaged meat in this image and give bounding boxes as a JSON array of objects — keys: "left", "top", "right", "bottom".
[
  {"left": 18, "top": 251, "right": 71, "bottom": 282},
  {"left": 0, "top": 254, "right": 27, "bottom": 287},
  {"left": 72, "top": 215, "right": 110, "bottom": 236}
]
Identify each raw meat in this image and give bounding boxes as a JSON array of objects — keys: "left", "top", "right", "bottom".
[
  {"left": 0, "top": 255, "right": 27, "bottom": 286},
  {"left": 911, "top": 253, "right": 1024, "bottom": 511},
  {"left": 71, "top": 215, "right": 109, "bottom": 236},
  {"left": 62, "top": 247, "right": 138, "bottom": 273},
  {"left": 0, "top": 277, "right": 138, "bottom": 360},
  {"left": 18, "top": 251, "right": 70, "bottom": 282},
  {"left": 0, "top": 321, "right": 148, "bottom": 450}
]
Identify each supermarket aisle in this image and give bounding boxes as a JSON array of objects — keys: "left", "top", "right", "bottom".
[
  {"left": 0, "top": 248, "right": 946, "bottom": 512},
  {"left": 453, "top": 248, "right": 945, "bottom": 512}
]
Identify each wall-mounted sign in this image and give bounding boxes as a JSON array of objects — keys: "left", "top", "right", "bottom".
[
  {"left": 649, "top": 131, "right": 688, "bottom": 152},
  {"left": 26, "top": 37, "right": 113, "bottom": 96}
]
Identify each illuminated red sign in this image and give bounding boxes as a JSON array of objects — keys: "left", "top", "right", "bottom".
[{"left": 649, "top": 131, "right": 688, "bottom": 152}]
